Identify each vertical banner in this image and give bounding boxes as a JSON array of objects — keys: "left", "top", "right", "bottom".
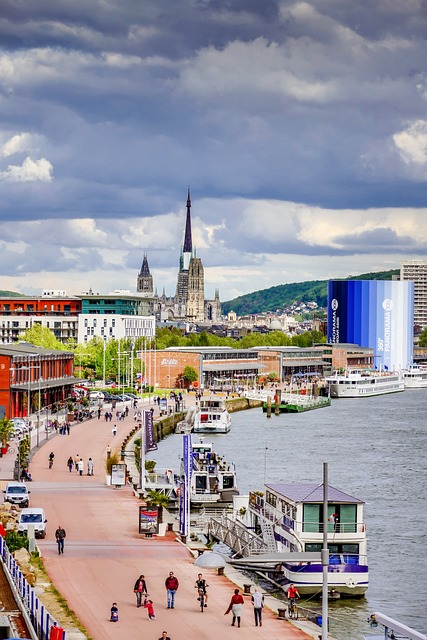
[
  {"left": 182, "top": 434, "right": 192, "bottom": 538},
  {"left": 144, "top": 410, "right": 157, "bottom": 452},
  {"left": 178, "top": 480, "right": 185, "bottom": 535}
]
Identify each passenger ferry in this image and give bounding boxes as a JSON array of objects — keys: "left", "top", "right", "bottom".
[
  {"left": 325, "top": 369, "right": 404, "bottom": 398},
  {"left": 178, "top": 439, "right": 239, "bottom": 505},
  {"left": 176, "top": 398, "right": 231, "bottom": 434},
  {"left": 247, "top": 482, "right": 368, "bottom": 596},
  {"left": 402, "top": 365, "right": 427, "bottom": 389}
]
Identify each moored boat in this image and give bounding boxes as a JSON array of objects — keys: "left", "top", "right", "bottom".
[
  {"left": 402, "top": 365, "right": 427, "bottom": 389},
  {"left": 247, "top": 482, "right": 368, "bottom": 596},
  {"left": 178, "top": 439, "right": 239, "bottom": 505},
  {"left": 326, "top": 369, "right": 404, "bottom": 398},
  {"left": 176, "top": 397, "right": 231, "bottom": 434}
]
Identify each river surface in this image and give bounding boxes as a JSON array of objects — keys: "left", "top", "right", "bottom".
[{"left": 148, "top": 390, "right": 427, "bottom": 639}]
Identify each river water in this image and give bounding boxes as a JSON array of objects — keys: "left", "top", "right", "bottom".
[{"left": 149, "top": 390, "right": 427, "bottom": 639}]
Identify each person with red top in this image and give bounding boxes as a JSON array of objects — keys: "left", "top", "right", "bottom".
[
  {"left": 287, "top": 583, "right": 300, "bottom": 603},
  {"left": 143, "top": 598, "right": 156, "bottom": 620},
  {"left": 225, "top": 588, "right": 244, "bottom": 627},
  {"left": 165, "top": 571, "right": 179, "bottom": 609}
]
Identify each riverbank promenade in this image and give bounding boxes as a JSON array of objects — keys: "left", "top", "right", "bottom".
[{"left": 3, "top": 399, "right": 314, "bottom": 640}]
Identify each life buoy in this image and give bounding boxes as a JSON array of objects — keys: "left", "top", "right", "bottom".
[
  {"left": 346, "top": 577, "right": 356, "bottom": 588},
  {"left": 176, "top": 486, "right": 181, "bottom": 496}
]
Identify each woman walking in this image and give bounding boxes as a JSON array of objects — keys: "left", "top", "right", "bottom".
[
  {"left": 133, "top": 574, "right": 148, "bottom": 608},
  {"left": 225, "top": 588, "right": 244, "bottom": 627}
]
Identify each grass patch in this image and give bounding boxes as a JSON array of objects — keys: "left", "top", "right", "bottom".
[{"left": 30, "top": 555, "right": 92, "bottom": 639}]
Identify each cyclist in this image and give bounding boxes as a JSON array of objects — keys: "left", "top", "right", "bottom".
[
  {"left": 195, "top": 573, "right": 208, "bottom": 606},
  {"left": 48, "top": 452, "right": 55, "bottom": 468},
  {"left": 287, "top": 583, "right": 300, "bottom": 617}
]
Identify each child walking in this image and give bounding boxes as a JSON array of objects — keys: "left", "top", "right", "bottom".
[
  {"left": 110, "top": 602, "right": 119, "bottom": 622},
  {"left": 143, "top": 598, "right": 156, "bottom": 620}
]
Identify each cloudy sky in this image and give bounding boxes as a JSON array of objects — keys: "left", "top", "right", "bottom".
[{"left": 0, "top": 0, "right": 426, "bottom": 302}]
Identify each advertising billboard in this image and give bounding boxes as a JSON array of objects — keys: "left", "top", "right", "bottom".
[{"left": 328, "top": 280, "right": 414, "bottom": 371}]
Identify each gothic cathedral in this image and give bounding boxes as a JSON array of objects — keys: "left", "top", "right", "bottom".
[{"left": 136, "top": 190, "right": 221, "bottom": 323}]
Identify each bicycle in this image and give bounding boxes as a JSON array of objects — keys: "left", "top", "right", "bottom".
[
  {"left": 48, "top": 457, "right": 54, "bottom": 469},
  {"left": 196, "top": 586, "right": 208, "bottom": 612},
  {"left": 288, "top": 598, "right": 298, "bottom": 620}
]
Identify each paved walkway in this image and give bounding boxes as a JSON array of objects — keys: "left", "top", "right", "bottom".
[{"left": 8, "top": 401, "right": 314, "bottom": 640}]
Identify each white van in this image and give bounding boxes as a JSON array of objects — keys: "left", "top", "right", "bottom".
[
  {"left": 18, "top": 508, "right": 47, "bottom": 539},
  {"left": 89, "top": 391, "right": 104, "bottom": 401},
  {"left": 4, "top": 481, "right": 30, "bottom": 507}
]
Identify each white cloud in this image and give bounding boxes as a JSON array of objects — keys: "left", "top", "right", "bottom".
[
  {"left": 0, "top": 157, "right": 53, "bottom": 182},
  {"left": 393, "top": 120, "right": 427, "bottom": 165},
  {"left": 2, "top": 133, "right": 37, "bottom": 157}
]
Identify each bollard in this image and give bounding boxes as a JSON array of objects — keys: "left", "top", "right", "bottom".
[
  {"left": 266, "top": 396, "right": 271, "bottom": 418},
  {"left": 243, "top": 584, "right": 252, "bottom": 595},
  {"left": 277, "top": 607, "right": 287, "bottom": 620},
  {"left": 217, "top": 567, "right": 224, "bottom": 576}
]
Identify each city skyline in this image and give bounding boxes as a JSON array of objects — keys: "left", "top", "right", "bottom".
[{"left": 0, "top": 1, "right": 426, "bottom": 301}]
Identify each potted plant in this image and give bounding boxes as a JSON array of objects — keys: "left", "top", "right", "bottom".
[
  {"left": 0, "top": 418, "right": 14, "bottom": 455},
  {"left": 105, "top": 449, "right": 119, "bottom": 485},
  {"left": 146, "top": 490, "right": 171, "bottom": 535}
]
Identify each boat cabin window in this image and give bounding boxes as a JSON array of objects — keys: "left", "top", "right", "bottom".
[
  {"left": 266, "top": 491, "right": 277, "bottom": 507},
  {"left": 195, "top": 475, "right": 207, "bottom": 491},
  {"left": 303, "top": 503, "right": 357, "bottom": 533},
  {"left": 305, "top": 542, "right": 360, "bottom": 562},
  {"left": 222, "top": 475, "right": 235, "bottom": 489}
]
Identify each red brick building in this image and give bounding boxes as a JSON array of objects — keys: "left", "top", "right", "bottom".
[{"left": 0, "top": 343, "right": 78, "bottom": 420}]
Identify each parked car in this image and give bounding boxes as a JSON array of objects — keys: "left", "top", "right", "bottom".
[
  {"left": 17, "top": 507, "right": 47, "bottom": 538},
  {"left": 11, "top": 418, "right": 30, "bottom": 431},
  {"left": 4, "top": 482, "right": 31, "bottom": 508}
]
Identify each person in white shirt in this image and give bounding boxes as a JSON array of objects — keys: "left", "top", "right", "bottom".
[{"left": 251, "top": 587, "right": 264, "bottom": 627}]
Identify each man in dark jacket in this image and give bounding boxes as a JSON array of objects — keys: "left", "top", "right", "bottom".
[
  {"left": 55, "top": 525, "right": 66, "bottom": 554},
  {"left": 133, "top": 574, "right": 148, "bottom": 607},
  {"left": 165, "top": 571, "right": 179, "bottom": 609}
]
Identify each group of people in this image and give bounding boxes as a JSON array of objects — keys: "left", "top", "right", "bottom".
[
  {"left": 66, "top": 454, "right": 94, "bottom": 476},
  {"left": 109, "top": 571, "right": 298, "bottom": 630}
]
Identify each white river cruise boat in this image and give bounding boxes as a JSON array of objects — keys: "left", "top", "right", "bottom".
[
  {"left": 326, "top": 369, "right": 404, "bottom": 398},
  {"left": 402, "top": 365, "right": 427, "bottom": 389},
  {"left": 176, "top": 398, "right": 231, "bottom": 434},
  {"left": 248, "top": 483, "right": 369, "bottom": 596},
  {"left": 178, "top": 440, "right": 239, "bottom": 505}
]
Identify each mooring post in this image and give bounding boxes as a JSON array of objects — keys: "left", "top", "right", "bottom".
[
  {"left": 266, "top": 396, "right": 271, "bottom": 418},
  {"left": 275, "top": 389, "right": 281, "bottom": 415}
]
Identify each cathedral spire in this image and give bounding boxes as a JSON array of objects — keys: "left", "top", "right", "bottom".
[{"left": 183, "top": 187, "right": 192, "bottom": 254}]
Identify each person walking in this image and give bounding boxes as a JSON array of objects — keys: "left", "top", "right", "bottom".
[
  {"left": 165, "top": 571, "right": 179, "bottom": 609},
  {"left": 55, "top": 525, "right": 66, "bottom": 555},
  {"left": 87, "top": 458, "right": 94, "bottom": 476},
  {"left": 77, "top": 458, "right": 84, "bottom": 476},
  {"left": 158, "top": 633, "right": 171, "bottom": 640},
  {"left": 251, "top": 587, "right": 264, "bottom": 627},
  {"left": 112, "top": 424, "right": 117, "bottom": 437},
  {"left": 74, "top": 454, "right": 80, "bottom": 472},
  {"left": 225, "top": 588, "right": 244, "bottom": 627},
  {"left": 67, "top": 456, "right": 73, "bottom": 473},
  {"left": 143, "top": 598, "right": 156, "bottom": 620},
  {"left": 133, "top": 574, "right": 148, "bottom": 607},
  {"left": 106, "top": 444, "right": 111, "bottom": 458}
]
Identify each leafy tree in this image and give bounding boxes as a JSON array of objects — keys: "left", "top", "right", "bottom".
[
  {"left": 419, "top": 328, "right": 427, "bottom": 348},
  {"left": 0, "top": 418, "right": 14, "bottom": 447},
  {"left": 23, "top": 325, "right": 66, "bottom": 350},
  {"left": 182, "top": 366, "right": 198, "bottom": 384}
]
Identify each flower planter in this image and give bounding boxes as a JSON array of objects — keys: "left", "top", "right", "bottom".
[{"left": 1, "top": 445, "right": 9, "bottom": 455}]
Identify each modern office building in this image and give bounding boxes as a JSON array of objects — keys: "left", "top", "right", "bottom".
[
  {"left": 78, "top": 292, "right": 155, "bottom": 343},
  {"left": 327, "top": 280, "right": 414, "bottom": 371},
  {"left": 400, "top": 260, "right": 427, "bottom": 331}
]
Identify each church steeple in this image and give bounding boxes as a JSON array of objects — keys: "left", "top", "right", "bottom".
[
  {"left": 183, "top": 187, "right": 193, "bottom": 254},
  {"left": 136, "top": 252, "right": 153, "bottom": 295}
]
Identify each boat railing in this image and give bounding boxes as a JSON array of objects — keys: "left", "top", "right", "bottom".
[
  {"left": 145, "top": 470, "right": 176, "bottom": 486},
  {"left": 209, "top": 513, "right": 269, "bottom": 557},
  {"left": 300, "top": 520, "right": 366, "bottom": 534}
]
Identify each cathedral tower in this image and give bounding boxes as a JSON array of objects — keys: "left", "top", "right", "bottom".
[{"left": 137, "top": 253, "right": 153, "bottom": 296}]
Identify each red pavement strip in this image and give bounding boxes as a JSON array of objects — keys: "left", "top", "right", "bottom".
[{"left": 30, "top": 413, "right": 312, "bottom": 640}]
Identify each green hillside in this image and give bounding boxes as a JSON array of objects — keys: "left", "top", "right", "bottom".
[
  {"left": 221, "top": 269, "right": 400, "bottom": 316},
  {"left": 0, "top": 290, "right": 22, "bottom": 297}
]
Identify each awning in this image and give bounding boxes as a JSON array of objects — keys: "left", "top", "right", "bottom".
[
  {"left": 10, "top": 376, "right": 81, "bottom": 392},
  {"left": 202, "top": 363, "right": 262, "bottom": 372}
]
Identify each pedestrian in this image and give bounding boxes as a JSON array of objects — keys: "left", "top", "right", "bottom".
[
  {"left": 78, "top": 459, "right": 84, "bottom": 476},
  {"left": 97, "top": 408, "right": 101, "bottom": 420},
  {"left": 67, "top": 456, "right": 73, "bottom": 472},
  {"left": 225, "top": 588, "right": 244, "bottom": 627},
  {"left": 133, "top": 574, "right": 148, "bottom": 608},
  {"left": 158, "top": 633, "right": 171, "bottom": 640},
  {"left": 251, "top": 587, "right": 264, "bottom": 627},
  {"left": 87, "top": 458, "right": 94, "bottom": 476},
  {"left": 165, "top": 571, "right": 179, "bottom": 609},
  {"left": 74, "top": 454, "right": 80, "bottom": 471},
  {"left": 143, "top": 598, "right": 156, "bottom": 620},
  {"left": 110, "top": 602, "right": 119, "bottom": 622},
  {"left": 112, "top": 425, "right": 117, "bottom": 437},
  {"left": 55, "top": 525, "right": 66, "bottom": 555},
  {"left": 66, "top": 423, "right": 70, "bottom": 435}
]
